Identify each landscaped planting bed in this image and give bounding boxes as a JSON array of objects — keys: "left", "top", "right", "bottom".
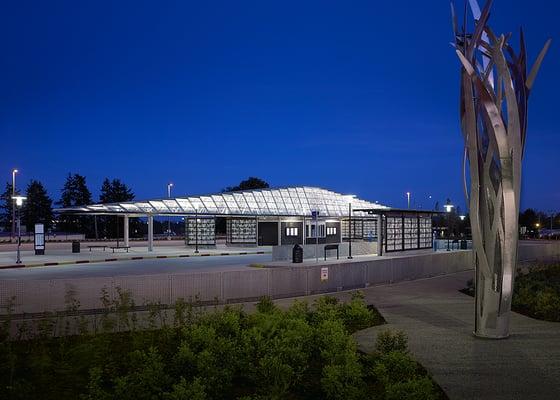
[{"left": 0, "top": 291, "right": 445, "bottom": 399}]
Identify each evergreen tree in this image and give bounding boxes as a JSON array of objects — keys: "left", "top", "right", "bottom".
[
  {"left": 223, "top": 177, "right": 269, "bottom": 192},
  {"left": 57, "top": 174, "right": 93, "bottom": 235},
  {"left": 98, "top": 178, "right": 135, "bottom": 238},
  {"left": 22, "top": 180, "right": 54, "bottom": 231},
  {"left": 100, "top": 178, "right": 135, "bottom": 203},
  {"left": 0, "top": 183, "right": 19, "bottom": 232}
]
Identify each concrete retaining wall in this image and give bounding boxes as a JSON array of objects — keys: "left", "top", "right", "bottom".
[
  {"left": 518, "top": 241, "right": 560, "bottom": 263},
  {"left": 0, "top": 250, "right": 469, "bottom": 315},
  {"left": 2, "top": 241, "right": 559, "bottom": 315}
]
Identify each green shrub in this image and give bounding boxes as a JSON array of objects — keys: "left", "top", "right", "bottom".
[
  {"left": 316, "top": 319, "right": 366, "bottom": 399},
  {"left": 374, "top": 351, "right": 418, "bottom": 385},
  {"left": 375, "top": 329, "right": 408, "bottom": 354},
  {"left": 113, "top": 347, "right": 171, "bottom": 400},
  {"left": 511, "top": 264, "right": 560, "bottom": 322},
  {"left": 163, "top": 377, "right": 206, "bottom": 400},
  {"left": 341, "top": 292, "right": 378, "bottom": 332},
  {"left": 256, "top": 296, "right": 276, "bottom": 314},
  {"left": 534, "top": 288, "right": 560, "bottom": 321},
  {"left": 385, "top": 376, "right": 437, "bottom": 400},
  {"left": 0, "top": 290, "right": 436, "bottom": 400}
]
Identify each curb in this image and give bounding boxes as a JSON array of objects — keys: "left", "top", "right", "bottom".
[{"left": 0, "top": 250, "right": 270, "bottom": 270}]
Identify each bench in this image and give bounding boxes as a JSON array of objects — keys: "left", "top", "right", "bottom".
[
  {"left": 324, "top": 244, "right": 339, "bottom": 260},
  {"left": 110, "top": 246, "right": 130, "bottom": 253},
  {"left": 88, "top": 245, "right": 107, "bottom": 252}
]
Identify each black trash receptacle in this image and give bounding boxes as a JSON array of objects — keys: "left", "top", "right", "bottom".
[
  {"left": 460, "top": 240, "right": 467, "bottom": 250},
  {"left": 292, "top": 244, "right": 303, "bottom": 263},
  {"left": 72, "top": 241, "right": 80, "bottom": 253}
]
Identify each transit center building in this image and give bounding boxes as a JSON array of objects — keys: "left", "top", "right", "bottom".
[{"left": 59, "top": 186, "right": 436, "bottom": 260}]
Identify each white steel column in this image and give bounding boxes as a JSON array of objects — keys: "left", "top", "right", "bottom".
[
  {"left": 124, "top": 215, "right": 129, "bottom": 247},
  {"left": 147, "top": 215, "right": 154, "bottom": 252},
  {"left": 377, "top": 215, "right": 383, "bottom": 256},
  {"left": 255, "top": 216, "right": 259, "bottom": 246},
  {"left": 277, "top": 218, "right": 282, "bottom": 246}
]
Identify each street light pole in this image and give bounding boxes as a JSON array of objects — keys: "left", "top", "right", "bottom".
[
  {"left": 12, "top": 195, "right": 26, "bottom": 264},
  {"left": 11, "top": 169, "right": 18, "bottom": 241},
  {"left": 406, "top": 192, "right": 411, "bottom": 209},
  {"left": 167, "top": 183, "right": 173, "bottom": 240},
  {"left": 445, "top": 200, "right": 454, "bottom": 251}
]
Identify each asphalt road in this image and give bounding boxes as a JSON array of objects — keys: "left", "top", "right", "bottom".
[{"left": 0, "top": 253, "right": 271, "bottom": 280}]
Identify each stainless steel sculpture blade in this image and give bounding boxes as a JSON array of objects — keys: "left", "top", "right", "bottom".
[{"left": 452, "top": 1, "right": 550, "bottom": 338}]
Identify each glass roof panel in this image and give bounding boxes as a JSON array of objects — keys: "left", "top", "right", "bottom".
[
  {"left": 253, "top": 191, "right": 270, "bottom": 214},
  {"left": 120, "top": 204, "right": 141, "bottom": 212},
  {"left": 176, "top": 199, "right": 195, "bottom": 213},
  {"left": 222, "top": 194, "right": 239, "bottom": 214},
  {"left": 189, "top": 197, "right": 205, "bottom": 212},
  {"left": 149, "top": 201, "right": 169, "bottom": 212},
  {"left": 61, "top": 186, "right": 389, "bottom": 216},
  {"left": 200, "top": 196, "right": 218, "bottom": 213},
  {"left": 233, "top": 193, "right": 248, "bottom": 213},
  {"left": 211, "top": 195, "right": 228, "bottom": 214},
  {"left": 136, "top": 202, "right": 155, "bottom": 213},
  {"left": 162, "top": 200, "right": 182, "bottom": 213}
]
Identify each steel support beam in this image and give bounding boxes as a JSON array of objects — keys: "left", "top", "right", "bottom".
[
  {"left": 124, "top": 215, "right": 129, "bottom": 248},
  {"left": 147, "top": 215, "right": 154, "bottom": 252}
]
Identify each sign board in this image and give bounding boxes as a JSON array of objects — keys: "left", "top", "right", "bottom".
[
  {"left": 320, "top": 267, "right": 328, "bottom": 282},
  {"left": 34, "top": 223, "right": 45, "bottom": 255},
  {"left": 311, "top": 210, "right": 320, "bottom": 219}
]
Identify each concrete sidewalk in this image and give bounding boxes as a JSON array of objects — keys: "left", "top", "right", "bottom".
[
  {"left": 351, "top": 271, "right": 560, "bottom": 400},
  {"left": 0, "top": 243, "right": 271, "bottom": 269}
]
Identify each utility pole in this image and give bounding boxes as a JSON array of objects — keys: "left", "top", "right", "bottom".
[
  {"left": 11, "top": 169, "right": 18, "bottom": 241},
  {"left": 12, "top": 195, "right": 26, "bottom": 264},
  {"left": 167, "top": 183, "right": 173, "bottom": 240}
]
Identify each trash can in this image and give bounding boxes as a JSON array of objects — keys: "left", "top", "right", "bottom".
[
  {"left": 72, "top": 241, "right": 80, "bottom": 253},
  {"left": 292, "top": 244, "right": 303, "bottom": 263},
  {"left": 460, "top": 240, "right": 468, "bottom": 250}
]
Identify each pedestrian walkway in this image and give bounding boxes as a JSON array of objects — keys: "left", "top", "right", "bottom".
[
  {"left": 352, "top": 271, "right": 560, "bottom": 400},
  {"left": 0, "top": 242, "right": 271, "bottom": 269}
]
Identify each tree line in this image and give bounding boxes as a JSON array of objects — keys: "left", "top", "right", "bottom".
[
  {"left": 0, "top": 174, "right": 134, "bottom": 238},
  {"left": 0, "top": 175, "right": 271, "bottom": 238},
  {"left": 2, "top": 174, "right": 555, "bottom": 239}
]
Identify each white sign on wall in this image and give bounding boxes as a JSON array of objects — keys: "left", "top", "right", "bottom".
[{"left": 320, "top": 267, "right": 328, "bottom": 282}]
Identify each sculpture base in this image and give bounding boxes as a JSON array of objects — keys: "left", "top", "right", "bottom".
[{"left": 472, "top": 331, "right": 510, "bottom": 340}]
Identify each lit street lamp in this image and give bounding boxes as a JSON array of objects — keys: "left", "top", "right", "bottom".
[
  {"left": 11, "top": 169, "right": 18, "bottom": 241},
  {"left": 167, "top": 183, "right": 174, "bottom": 240},
  {"left": 445, "top": 200, "right": 454, "bottom": 251},
  {"left": 12, "top": 195, "right": 27, "bottom": 264},
  {"left": 406, "top": 192, "right": 411, "bottom": 209}
]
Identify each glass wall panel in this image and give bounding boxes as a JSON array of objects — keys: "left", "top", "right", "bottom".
[
  {"left": 186, "top": 217, "right": 216, "bottom": 245},
  {"left": 226, "top": 218, "right": 257, "bottom": 244}
]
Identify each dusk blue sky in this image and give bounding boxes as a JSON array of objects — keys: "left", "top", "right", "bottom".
[{"left": 1, "top": 1, "right": 558, "bottom": 211}]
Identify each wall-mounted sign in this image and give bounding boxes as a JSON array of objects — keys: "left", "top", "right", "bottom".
[
  {"left": 34, "top": 223, "right": 45, "bottom": 255},
  {"left": 320, "top": 267, "right": 328, "bottom": 282}
]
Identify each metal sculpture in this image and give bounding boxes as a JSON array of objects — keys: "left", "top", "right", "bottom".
[{"left": 452, "top": 0, "right": 551, "bottom": 338}]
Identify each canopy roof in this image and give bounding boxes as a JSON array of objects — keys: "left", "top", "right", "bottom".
[{"left": 57, "top": 186, "right": 388, "bottom": 218}]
